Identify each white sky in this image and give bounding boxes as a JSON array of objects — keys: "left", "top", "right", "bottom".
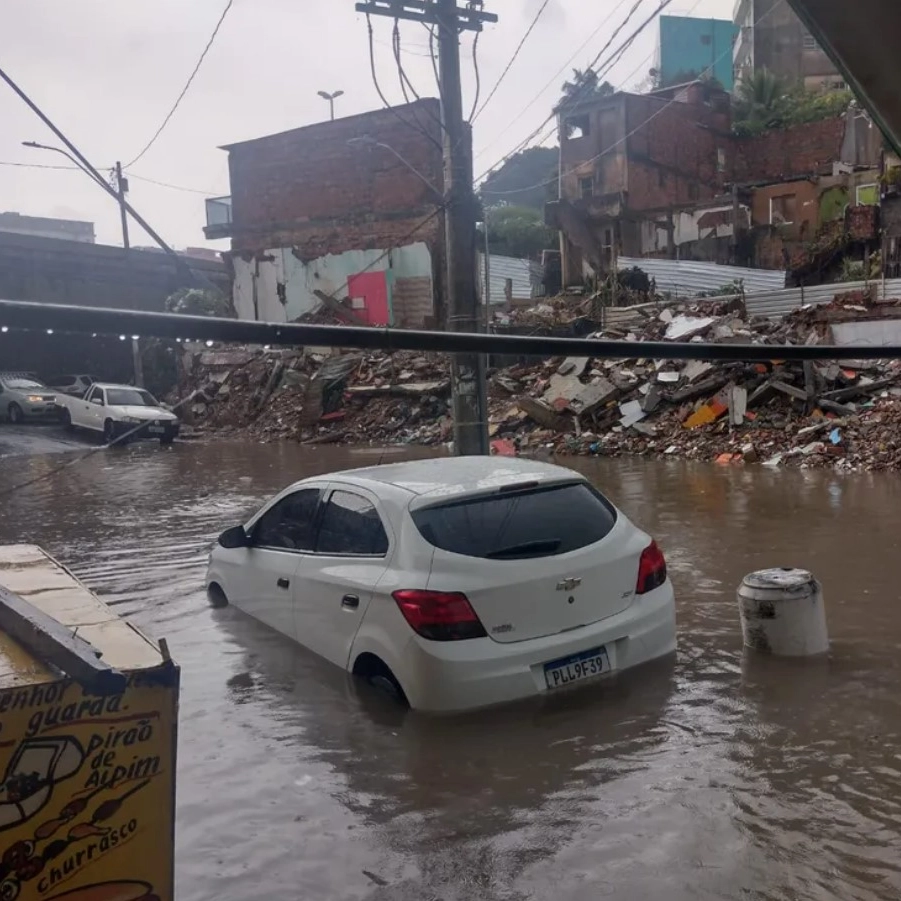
[{"left": 0, "top": 0, "right": 731, "bottom": 249}]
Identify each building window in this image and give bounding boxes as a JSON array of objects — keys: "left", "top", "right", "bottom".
[
  {"left": 579, "top": 176, "right": 594, "bottom": 199},
  {"left": 717, "top": 147, "right": 727, "bottom": 173},
  {"left": 856, "top": 184, "right": 879, "bottom": 206},
  {"left": 802, "top": 29, "right": 817, "bottom": 50},
  {"left": 700, "top": 33, "right": 712, "bottom": 46},
  {"left": 564, "top": 113, "right": 590, "bottom": 139},
  {"left": 770, "top": 193, "right": 797, "bottom": 225}
]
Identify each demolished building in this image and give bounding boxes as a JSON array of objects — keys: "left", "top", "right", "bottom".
[
  {"left": 204, "top": 99, "right": 447, "bottom": 329},
  {"left": 547, "top": 81, "right": 884, "bottom": 286}
]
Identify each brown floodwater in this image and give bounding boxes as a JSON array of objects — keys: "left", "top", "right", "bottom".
[{"left": 2, "top": 438, "right": 901, "bottom": 900}]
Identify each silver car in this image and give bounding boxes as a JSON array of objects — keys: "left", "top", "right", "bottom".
[{"left": 0, "top": 373, "right": 59, "bottom": 424}]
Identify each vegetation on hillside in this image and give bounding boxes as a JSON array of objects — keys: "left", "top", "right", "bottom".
[
  {"left": 733, "top": 70, "right": 852, "bottom": 136},
  {"left": 478, "top": 205, "right": 556, "bottom": 260}
]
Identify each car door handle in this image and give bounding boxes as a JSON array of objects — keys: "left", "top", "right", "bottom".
[
  {"left": 277, "top": 577, "right": 290, "bottom": 589},
  {"left": 341, "top": 594, "right": 360, "bottom": 610}
]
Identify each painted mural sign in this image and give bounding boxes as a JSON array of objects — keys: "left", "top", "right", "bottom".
[{"left": 0, "top": 666, "right": 178, "bottom": 901}]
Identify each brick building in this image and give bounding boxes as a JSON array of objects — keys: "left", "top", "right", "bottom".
[
  {"left": 205, "top": 99, "right": 446, "bottom": 328},
  {"left": 548, "top": 85, "right": 883, "bottom": 283}
]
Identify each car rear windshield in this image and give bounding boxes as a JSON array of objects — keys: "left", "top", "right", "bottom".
[
  {"left": 106, "top": 389, "right": 158, "bottom": 406},
  {"left": 411, "top": 481, "right": 617, "bottom": 560}
]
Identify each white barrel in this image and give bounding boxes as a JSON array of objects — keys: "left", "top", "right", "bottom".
[{"left": 737, "top": 568, "right": 828, "bottom": 656}]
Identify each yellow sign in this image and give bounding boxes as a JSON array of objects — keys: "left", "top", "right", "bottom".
[{"left": 0, "top": 665, "right": 178, "bottom": 901}]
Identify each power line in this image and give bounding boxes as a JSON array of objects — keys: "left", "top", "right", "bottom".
[
  {"left": 0, "top": 160, "right": 79, "bottom": 171},
  {"left": 125, "top": 171, "right": 221, "bottom": 196},
  {"left": 467, "top": 30, "right": 481, "bottom": 122},
  {"left": 125, "top": 0, "right": 235, "bottom": 168},
  {"left": 472, "top": 0, "right": 633, "bottom": 161},
  {"left": 471, "top": 0, "right": 551, "bottom": 122},
  {"left": 481, "top": 1, "right": 777, "bottom": 200},
  {"left": 476, "top": 0, "right": 675, "bottom": 185}
]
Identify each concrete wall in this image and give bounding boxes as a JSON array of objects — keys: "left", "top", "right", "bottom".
[
  {"left": 0, "top": 212, "right": 95, "bottom": 244},
  {"left": 0, "top": 231, "right": 228, "bottom": 312},
  {"left": 232, "top": 241, "right": 434, "bottom": 326}
]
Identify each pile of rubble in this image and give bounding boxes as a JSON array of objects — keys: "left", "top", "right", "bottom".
[{"left": 175, "top": 287, "right": 901, "bottom": 471}]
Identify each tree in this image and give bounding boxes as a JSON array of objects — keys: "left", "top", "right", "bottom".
[
  {"left": 480, "top": 205, "right": 555, "bottom": 260},
  {"left": 479, "top": 147, "right": 558, "bottom": 211},
  {"left": 560, "top": 68, "right": 615, "bottom": 106},
  {"left": 732, "top": 70, "right": 852, "bottom": 136},
  {"left": 165, "top": 288, "right": 233, "bottom": 318}
]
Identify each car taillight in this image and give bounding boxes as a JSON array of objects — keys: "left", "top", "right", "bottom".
[
  {"left": 636, "top": 541, "right": 667, "bottom": 594},
  {"left": 392, "top": 589, "right": 487, "bottom": 641}
]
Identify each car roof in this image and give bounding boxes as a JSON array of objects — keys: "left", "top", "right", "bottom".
[
  {"left": 92, "top": 383, "right": 147, "bottom": 390},
  {"left": 320, "top": 456, "right": 584, "bottom": 501}
]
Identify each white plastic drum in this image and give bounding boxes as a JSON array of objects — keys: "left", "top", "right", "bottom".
[{"left": 738, "top": 568, "right": 829, "bottom": 656}]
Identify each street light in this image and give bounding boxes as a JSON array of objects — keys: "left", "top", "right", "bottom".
[
  {"left": 347, "top": 136, "right": 443, "bottom": 200},
  {"left": 21, "top": 140, "right": 108, "bottom": 189},
  {"left": 317, "top": 89, "right": 344, "bottom": 121}
]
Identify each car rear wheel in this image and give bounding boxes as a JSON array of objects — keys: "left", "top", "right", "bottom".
[
  {"left": 207, "top": 583, "right": 229, "bottom": 608},
  {"left": 352, "top": 654, "right": 408, "bottom": 706},
  {"left": 103, "top": 419, "right": 118, "bottom": 445},
  {"left": 160, "top": 435, "right": 175, "bottom": 446},
  {"left": 60, "top": 408, "right": 73, "bottom": 430},
  {"left": 7, "top": 403, "right": 23, "bottom": 425}
]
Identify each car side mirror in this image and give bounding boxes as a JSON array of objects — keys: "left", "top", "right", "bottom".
[
  {"left": 91, "top": 397, "right": 104, "bottom": 406},
  {"left": 218, "top": 526, "right": 250, "bottom": 549}
]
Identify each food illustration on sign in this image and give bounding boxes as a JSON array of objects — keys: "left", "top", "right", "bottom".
[{"left": 0, "top": 738, "right": 85, "bottom": 831}]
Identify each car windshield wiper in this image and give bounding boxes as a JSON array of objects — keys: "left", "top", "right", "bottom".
[{"left": 486, "top": 538, "right": 562, "bottom": 559}]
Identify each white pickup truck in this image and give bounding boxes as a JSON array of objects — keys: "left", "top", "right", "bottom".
[{"left": 58, "top": 382, "right": 181, "bottom": 445}]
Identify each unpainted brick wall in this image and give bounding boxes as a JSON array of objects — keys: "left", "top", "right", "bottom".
[
  {"left": 227, "top": 99, "right": 445, "bottom": 259},
  {"left": 732, "top": 118, "right": 845, "bottom": 184}
]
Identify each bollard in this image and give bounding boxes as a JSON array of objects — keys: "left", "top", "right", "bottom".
[{"left": 738, "top": 568, "right": 829, "bottom": 656}]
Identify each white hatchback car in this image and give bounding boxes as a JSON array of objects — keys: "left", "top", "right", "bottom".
[{"left": 206, "top": 457, "right": 676, "bottom": 713}]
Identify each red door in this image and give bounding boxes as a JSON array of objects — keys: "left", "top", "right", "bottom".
[{"left": 347, "top": 272, "right": 390, "bottom": 325}]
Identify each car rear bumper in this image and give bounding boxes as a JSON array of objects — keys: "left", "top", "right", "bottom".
[{"left": 397, "top": 581, "right": 676, "bottom": 713}]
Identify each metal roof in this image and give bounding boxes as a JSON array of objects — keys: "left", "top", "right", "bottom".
[
  {"left": 478, "top": 253, "right": 542, "bottom": 303},
  {"left": 618, "top": 257, "right": 787, "bottom": 297}
]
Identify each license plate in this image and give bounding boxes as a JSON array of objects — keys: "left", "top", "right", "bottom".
[
  {"left": 148, "top": 426, "right": 164, "bottom": 434},
  {"left": 543, "top": 647, "right": 610, "bottom": 690}
]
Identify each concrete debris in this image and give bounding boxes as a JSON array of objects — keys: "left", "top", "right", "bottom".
[{"left": 173, "top": 290, "right": 901, "bottom": 472}]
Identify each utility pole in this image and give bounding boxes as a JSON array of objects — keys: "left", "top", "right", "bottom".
[
  {"left": 116, "top": 161, "right": 144, "bottom": 388},
  {"left": 355, "top": 0, "right": 496, "bottom": 455}
]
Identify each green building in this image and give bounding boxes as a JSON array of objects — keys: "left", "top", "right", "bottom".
[{"left": 658, "top": 15, "right": 738, "bottom": 91}]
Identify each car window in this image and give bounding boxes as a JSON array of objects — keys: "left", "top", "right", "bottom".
[
  {"left": 253, "top": 489, "right": 321, "bottom": 552},
  {"left": 87, "top": 386, "right": 103, "bottom": 403},
  {"left": 316, "top": 490, "right": 389, "bottom": 556},
  {"left": 5, "top": 379, "right": 43, "bottom": 389},
  {"left": 106, "top": 388, "right": 157, "bottom": 406},
  {"left": 412, "top": 482, "right": 617, "bottom": 560}
]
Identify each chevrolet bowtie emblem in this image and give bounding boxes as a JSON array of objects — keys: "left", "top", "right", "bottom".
[{"left": 556, "top": 577, "right": 582, "bottom": 591}]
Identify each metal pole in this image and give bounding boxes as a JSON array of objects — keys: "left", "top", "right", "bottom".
[
  {"left": 116, "top": 161, "right": 130, "bottom": 251},
  {"left": 437, "top": 0, "right": 489, "bottom": 455},
  {"left": 483, "top": 213, "right": 491, "bottom": 329},
  {"left": 3, "top": 66, "right": 212, "bottom": 288}
]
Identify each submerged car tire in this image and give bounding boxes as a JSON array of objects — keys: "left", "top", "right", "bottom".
[
  {"left": 60, "top": 408, "right": 73, "bottom": 430},
  {"left": 7, "top": 403, "right": 23, "bottom": 425},
  {"left": 160, "top": 435, "right": 175, "bottom": 446},
  {"left": 207, "top": 583, "right": 229, "bottom": 608},
  {"left": 352, "top": 654, "right": 409, "bottom": 706},
  {"left": 103, "top": 419, "right": 119, "bottom": 446}
]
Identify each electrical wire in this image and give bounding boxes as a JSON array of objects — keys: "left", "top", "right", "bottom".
[
  {"left": 471, "top": 0, "right": 551, "bottom": 123},
  {"left": 125, "top": 0, "right": 235, "bottom": 168},
  {"left": 467, "top": 31, "right": 481, "bottom": 122},
  {"left": 476, "top": 0, "right": 675, "bottom": 185},
  {"left": 473, "top": 0, "right": 633, "bottom": 161},
  {"left": 0, "top": 160, "right": 79, "bottom": 170},
  {"left": 367, "top": 13, "right": 443, "bottom": 151},
  {"left": 393, "top": 19, "right": 416, "bottom": 103},
  {"left": 481, "top": 3, "right": 775, "bottom": 200},
  {"left": 125, "top": 172, "right": 221, "bottom": 196}
]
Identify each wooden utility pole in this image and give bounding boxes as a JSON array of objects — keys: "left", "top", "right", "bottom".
[
  {"left": 355, "top": 0, "right": 496, "bottom": 455},
  {"left": 116, "top": 161, "right": 143, "bottom": 388}
]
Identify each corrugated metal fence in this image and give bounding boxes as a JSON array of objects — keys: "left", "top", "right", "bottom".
[
  {"left": 618, "top": 256, "right": 787, "bottom": 296},
  {"left": 744, "top": 278, "right": 901, "bottom": 319},
  {"left": 599, "top": 278, "right": 901, "bottom": 330}
]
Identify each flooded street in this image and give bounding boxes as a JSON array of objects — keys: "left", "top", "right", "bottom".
[{"left": 2, "top": 437, "right": 901, "bottom": 900}]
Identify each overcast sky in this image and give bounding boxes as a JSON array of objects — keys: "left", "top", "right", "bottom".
[{"left": 0, "top": 0, "right": 730, "bottom": 249}]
